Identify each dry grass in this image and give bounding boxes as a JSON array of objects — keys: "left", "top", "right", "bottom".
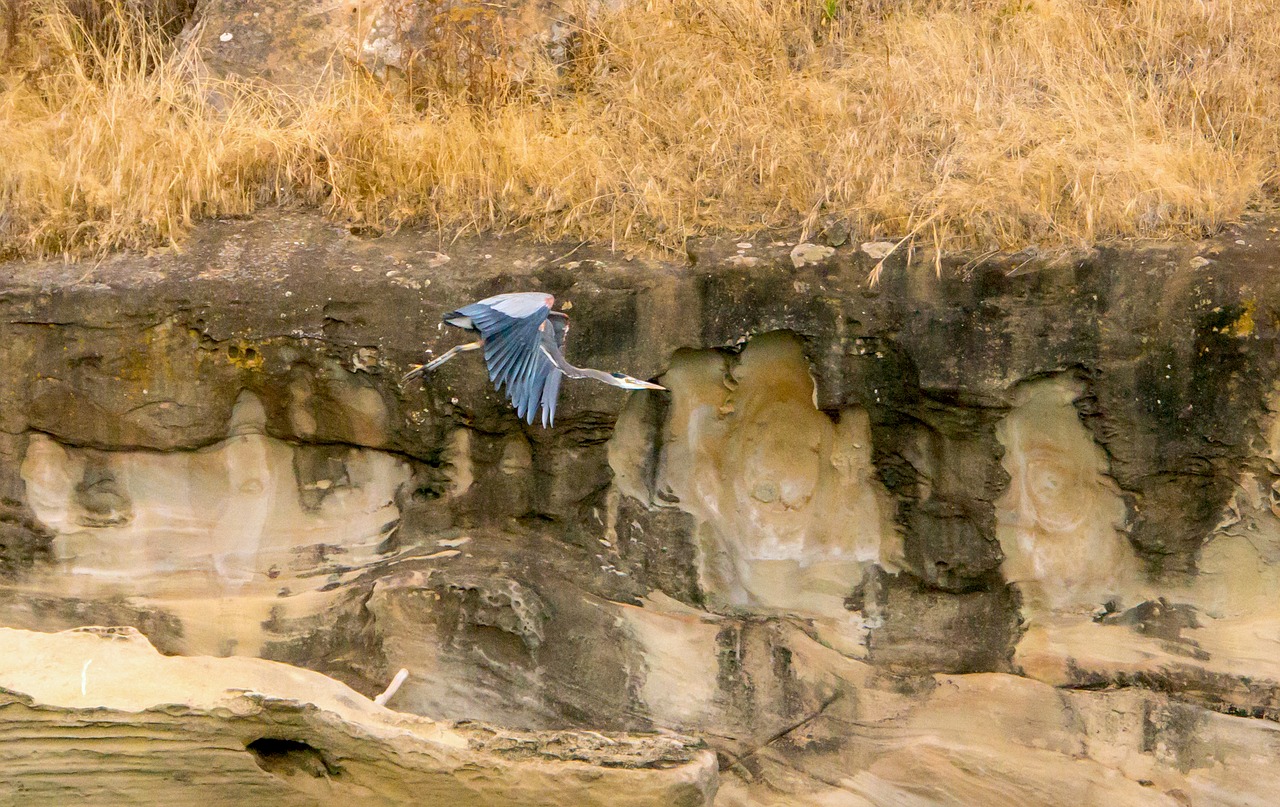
[{"left": 2, "top": 0, "right": 1280, "bottom": 260}]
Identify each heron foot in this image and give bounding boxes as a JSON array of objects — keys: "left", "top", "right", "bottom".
[
  {"left": 400, "top": 340, "right": 482, "bottom": 389},
  {"left": 399, "top": 364, "right": 428, "bottom": 389}
]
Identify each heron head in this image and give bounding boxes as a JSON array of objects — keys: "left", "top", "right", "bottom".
[{"left": 610, "top": 372, "right": 666, "bottom": 391}]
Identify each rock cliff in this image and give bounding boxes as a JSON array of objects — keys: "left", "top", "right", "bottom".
[{"left": 3, "top": 211, "right": 1280, "bottom": 804}]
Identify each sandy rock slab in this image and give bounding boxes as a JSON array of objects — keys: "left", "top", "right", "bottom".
[
  {"left": 0, "top": 627, "right": 717, "bottom": 806},
  {"left": 716, "top": 670, "right": 1280, "bottom": 807}
]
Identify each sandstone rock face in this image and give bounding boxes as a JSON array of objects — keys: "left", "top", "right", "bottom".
[
  {"left": 995, "top": 376, "right": 1138, "bottom": 611},
  {"left": 181, "top": 0, "right": 377, "bottom": 88},
  {"left": 613, "top": 332, "right": 896, "bottom": 622},
  {"left": 15, "top": 392, "right": 408, "bottom": 656},
  {"left": 0, "top": 626, "right": 717, "bottom": 806},
  {"left": 3, "top": 212, "right": 1280, "bottom": 803},
  {"left": 359, "top": 0, "right": 573, "bottom": 92},
  {"left": 182, "top": 0, "right": 574, "bottom": 92}
]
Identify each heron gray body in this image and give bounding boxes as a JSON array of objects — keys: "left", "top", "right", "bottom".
[{"left": 402, "top": 292, "right": 664, "bottom": 426}]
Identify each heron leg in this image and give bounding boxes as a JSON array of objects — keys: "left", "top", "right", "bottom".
[{"left": 400, "top": 340, "right": 484, "bottom": 387}]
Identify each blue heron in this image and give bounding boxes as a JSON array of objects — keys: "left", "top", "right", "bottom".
[{"left": 401, "top": 292, "right": 665, "bottom": 426}]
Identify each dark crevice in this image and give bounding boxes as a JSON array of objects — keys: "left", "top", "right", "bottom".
[
  {"left": 717, "top": 691, "right": 843, "bottom": 774},
  {"left": 245, "top": 737, "right": 338, "bottom": 779}
]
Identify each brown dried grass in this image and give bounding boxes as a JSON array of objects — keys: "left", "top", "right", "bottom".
[{"left": 2, "top": 0, "right": 1279, "bottom": 259}]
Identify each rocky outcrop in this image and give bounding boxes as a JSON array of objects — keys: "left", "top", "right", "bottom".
[
  {"left": 182, "top": 0, "right": 576, "bottom": 92},
  {"left": 3, "top": 211, "right": 1280, "bottom": 802},
  {"left": 0, "top": 625, "right": 716, "bottom": 805}
]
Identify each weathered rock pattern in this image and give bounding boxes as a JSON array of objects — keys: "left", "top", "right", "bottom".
[
  {"left": 0, "top": 625, "right": 717, "bottom": 806},
  {"left": 182, "top": 0, "right": 575, "bottom": 92},
  {"left": 180, "top": 0, "right": 376, "bottom": 89},
  {"left": 2, "top": 211, "right": 1280, "bottom": 803}
]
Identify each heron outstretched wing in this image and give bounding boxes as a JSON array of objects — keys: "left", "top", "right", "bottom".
[
  {"left": 447, "top": 292, "right": 567, "bottom": 425},
  {"left": 513, "top": 311, "right": 570, "bottom": 426}
]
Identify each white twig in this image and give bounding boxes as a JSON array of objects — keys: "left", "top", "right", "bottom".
[
  {"left": 81, "top": 659, "right": 93, "bottom": 696},
  {"left": 374, "top": 668, "right": 409, "bottom": 706}
]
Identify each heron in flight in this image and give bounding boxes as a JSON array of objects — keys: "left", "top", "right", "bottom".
[{"left": 401, "top": 292, "right": 665, "bottom": 427}]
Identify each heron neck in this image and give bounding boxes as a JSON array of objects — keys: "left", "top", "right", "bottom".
[
  {"left": 566, "top": 365, "right": 620, "bottom": 385},
  {"left": 564, "top": 364, "right": 627, "bottom": 387},
  {"left": 543, "top": 344, "right": 622, "bottom": 386}
]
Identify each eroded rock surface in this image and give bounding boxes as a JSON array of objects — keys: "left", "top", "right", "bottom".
[
  {"left": 996, "top": 376, "right": 1139, "bottom": 611},
  {"left": 182, "top": 0, "right": 579, "bottom": 92},
  {"left": 3, "top": 211, "right": 1280, "bottom": 803},
  {"left": 0, "top": 626, "right": 717, "bottom": 806},
  {"left": 612, "top": 332, "right": 896, "bottom": 625}
]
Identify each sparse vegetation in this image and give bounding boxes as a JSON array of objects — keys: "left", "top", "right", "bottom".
[{"left": 2, "top": 0, "right": 1279, "bottom": 260}]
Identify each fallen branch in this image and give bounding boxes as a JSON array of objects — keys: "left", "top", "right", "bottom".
[
  {"left": 374, "top": 668, "right": 410, "bottom": 706},
  {"left": 717, "top": 691, "right": 844, "bottom": 773}
]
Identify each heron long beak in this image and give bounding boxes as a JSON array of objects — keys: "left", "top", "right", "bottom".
[{"left": 638, "top": 380, "right": 667, "bottom": 390}]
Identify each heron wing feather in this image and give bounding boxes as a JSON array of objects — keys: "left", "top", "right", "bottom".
[
  {"left": 445, "top": 293, "right": 566, "bottom": 426},
  {"left": 509, "top": 346, "right": 536, "bottom": 419},
  {"left": 483, "top": 318, "right": 542, "bottom": 390},
  {"left": 514, "top": 340, "right": 549, "bottom": 421},
  {"left": 486, "top": 329, "right": 530, "bottom": 390},
  {"left": 540, "top": 365, "right": 562, "bottom": 427},
  {"left": 479, "top": 292, "right": 556, "bottom": 319},
  {"left": 444, "top": 303, "right": 508, "bottom": 336},
  {"left": 525, "top": 366, "right": 550, "bottom": 422}
]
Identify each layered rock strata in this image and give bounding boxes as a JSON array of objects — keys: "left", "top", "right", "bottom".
[{"left": 2, "top": 211, "right": 1279, "bottom": 803}]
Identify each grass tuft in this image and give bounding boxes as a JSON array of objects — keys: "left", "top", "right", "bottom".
[{"left": 3, "top": 0, "right": 1280, "bottom": 260}]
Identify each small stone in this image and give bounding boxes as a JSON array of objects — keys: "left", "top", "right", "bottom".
[
  {"left": 790, "top": 242, "right": 835, "bottom": 268},
  {"left": 736, "top": 242, "right": 753, "bottom": 250},
  {"left": 1236, "top": 239, "right": 1247, "bottom": 246},
  {"left": 1189, "top": 256, "right": 1211, "bottom": 269},
  {"left": 861, "top": 241, "right": 897, "bottom": 260},
  {"left": 751, "top": 482, "right": 779, "bottom": 503},
  {"left": 352, "top": 347, "right": 380, "bottom": 372},
  {"left": 219, "top": 32, "right": 234, "bottom": 42},
  {"left": 819, "top": 220, "right": 849, "bottom": 247}
]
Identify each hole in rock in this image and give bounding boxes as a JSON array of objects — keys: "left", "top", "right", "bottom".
[{"left": 245, "top": 737, "right": 336, "bottom": 779}]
